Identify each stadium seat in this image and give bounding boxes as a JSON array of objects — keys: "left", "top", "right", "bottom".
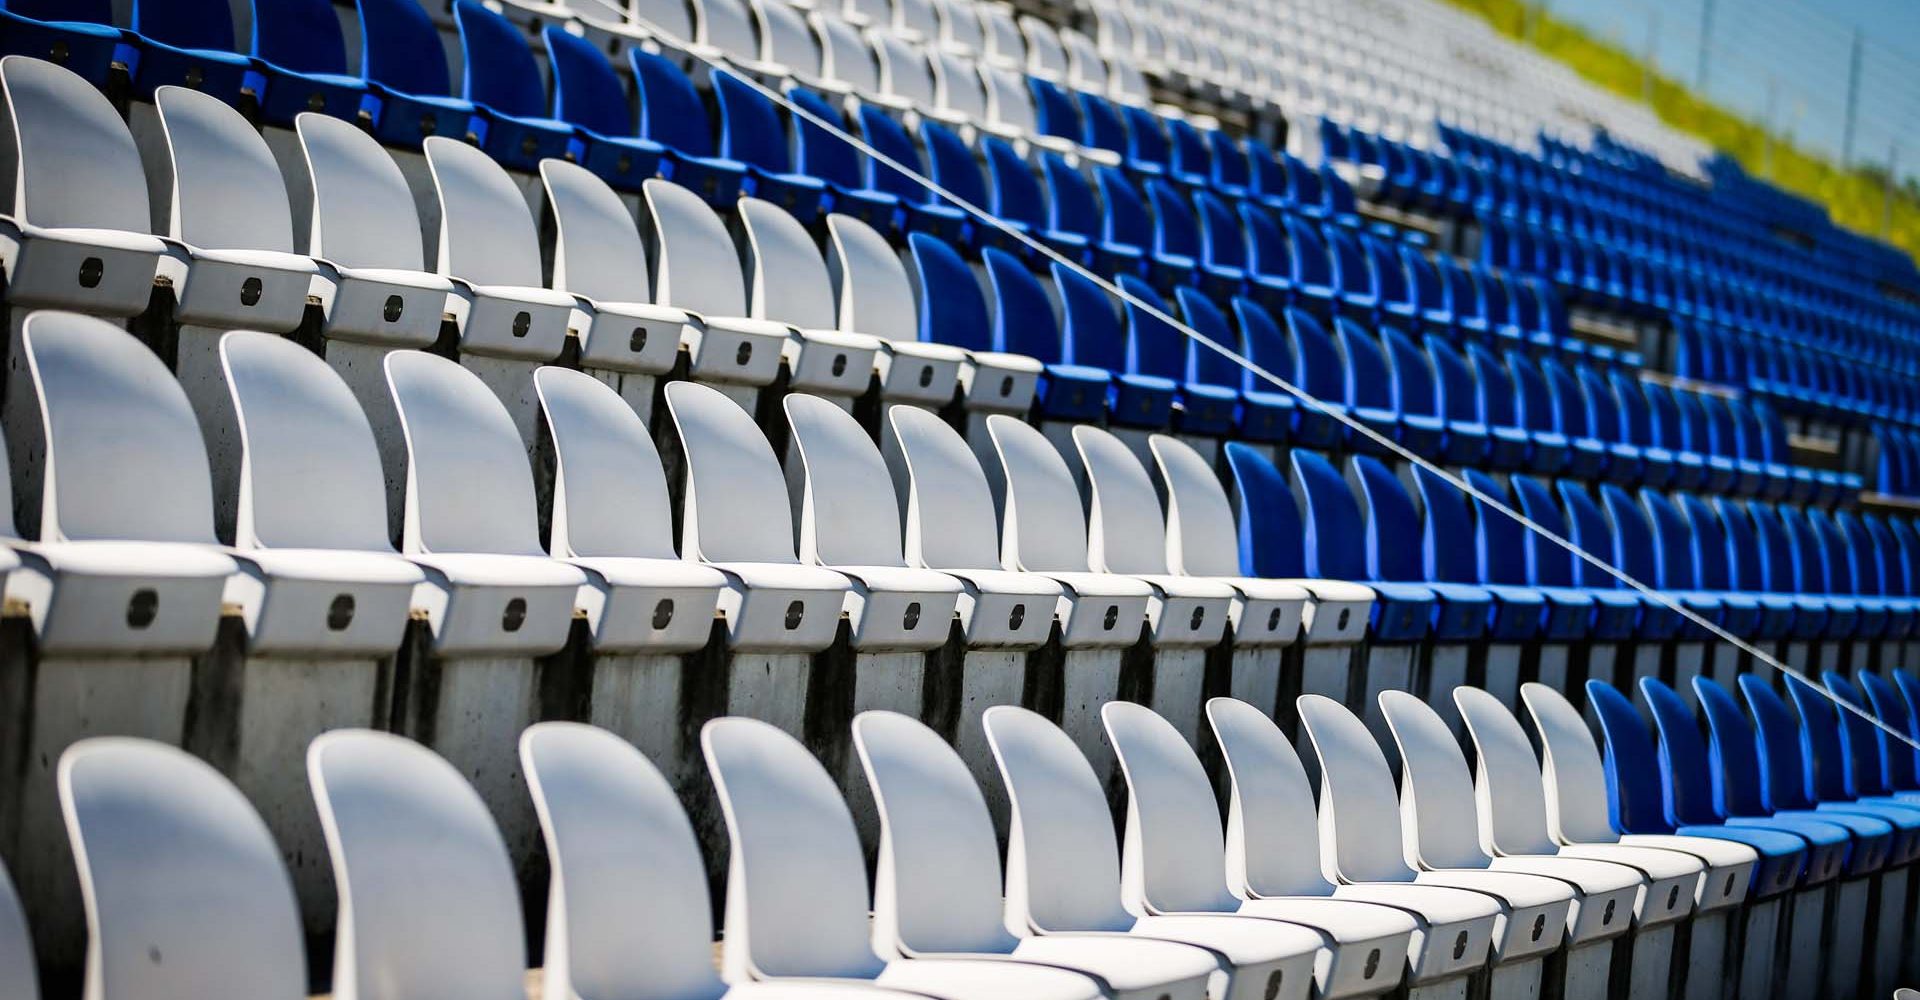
[
  {"left": 700, "top": 716, "right": 1107, "bottom": 998},
  {"left": 246, "top": 0, "right": 370, "bottom": 125},
  {"left": 307, "top": 730, "right": 528, "bottom": 1000},
  {"left": 630, "top": 48, "right": 749, "bottom": 205},
  {"left": 450, "top": 1, "right": 579, "bottom": 171},
  {"left": 57, "top": 738, "right": 306, "bottom": 1000},
  {"left": 659, "top": 380, "right": 850, "bottom": 651},
  {"left": 0, "top": 1, "right": 122, "bottom": 89},
  {"left": 528, "top": 367, "right": 728, "bottom": 652},
  {"left": 1099, "top": 700, "right": 1419, "bottom": 996},
  {"left": 642, "top": 178, "right": 794, "bottom": 398},
  {"left": 711, "top": 70, "right": 829, "bottom": 219},
  {"left": 850, "top": 710, "right": 1221, "bottom": 996},
  {"left": 541, "top": 26, "right": 668, "bottom": 190},
  {"left": 982, "top": 705, "right": 1324, "bottom": 996},
  {"left": 901, "top": 230, "right": 1044, "bottom": 415},
  {"left": 735, "top": 198, "right": 886, "bottom": 401}
]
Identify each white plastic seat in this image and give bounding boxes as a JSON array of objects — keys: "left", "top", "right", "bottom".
[
  {"left": 3, "top": 312, "right": 236, "bottom": 654},
  {"left": 827, "top": 214, "right": 1022, "bottom": 412},
  {"left": 871, "top": 34, "right": 968, "bottom": 128},
  {"left": 978, "top": 65, "right": 1076, "bottom": 156},
  {"left": 422, "top": 137, "right": 574, "bottom": 366},
  {"left": 57, "top": 738, "right": 306, "bottom": 1000},
  {"left": 384, "top": 351, "right": 586, "bottom": 656},
  {"left": 851, "top": 709, "right": 1220, "bottom": 999},
  {"left": 0, "top": 856, "right": 30, "bottom": 1000},
  {"left": 754, "top": 0, "right": 845, "bottom": 92},
  {"left": 932, "top": 0, "right": 983, "bottom": 55},
  {"left": 701, "top": 716, "right": 1106, "bottom": 999},
  {"left": 697, "top": 0, "right": 793, "bottom": 77},
  {"left": 0, "top": 57, "right": 167, "bottom": 316},
  {"left": 983, "top": 415, "right": 1163, "bottom": 647},
  {"left": 307, "top": 730, "right": 527, "bottom": 1000},
  {"left": 148, "top": 86, "right": 322, "bottom": 334},
  {"left": 1454, "top": 687, "right": 1723, "bottom": 915},
  {"left": 975, "top": 4, "right": 1025, "bottom": 70},
  {"left": 1518, "top": 683, "right": 1761, "bottom": 895},
  {"left": 532, "top": 366, "right": 730, "bottom": 652},
  {"left": 1148, "top": 436, "right": 1369, "bottom": 644},
  {"left": 882, "top": 405, "right": 1061, "bottom": 647},
  {"left": 540, "top": 160, "right": 691, "bottom": 389},
  {"left": 891, "top": 0, "right": 942, "bottom": 46},
  {"left": 1204, "top": 697, "right": 1504, "bottom": 983},
  {"left": 736, "top": 198, "right": 885, "bottom": 399},
  {"left": 292, "top": 113, "right": 455, "bottom": 352},
  {"left": 1377, "top": 691, "right": 1645, "bottom": 943},
  {"left": 1073, "top": 427, "right": 1267, "bottom": 646},
  {"left": 1296, "top": 694, "right": 1574, "bottom": 963},
  {"left": 982, "top": 706, "right": 1324, "bottom": 998},
  {"left": 811, "top": 14, "right": 911, "bottom": 111},
  {"left": 1099, "top": 701, "right": 1416, "bottom": 997},
  {"left": 643, "top": 180, "right": 793, "bottom": 392},
  {"left": 521, "top": 722, "right": 931, "bottom": 1000},
  {"left": 217, "top": 331, "right": 426, "bottom": 655},
  {"left": 926, "top": 50, "right": 1009, "bottom": 139},
  {"left": 781, "top": 394, "right": 966, "bottom": 649},
  {"left": 661, "top": 380, "right": 852, "bottom": 651},
  {"left": 1018, "top": 15, "right": 1068, "bottom": 82}
]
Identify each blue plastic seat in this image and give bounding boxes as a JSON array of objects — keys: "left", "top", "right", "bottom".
[
  {"left": 247, "top": 0, "right": 370, "bottom": 125},
  {"left": 1504, "top": 474, "right": 1618, "bottom": 638},
  {"left": 1039, "top": 153, "right": 1141, "bottom": 280},
  {"left": 1743, "top": 502, "right": 1835, "bottom": 640},
  {"left": 1279, "top": 213, "right": 1338, "bottom": 317},
  {"left": 981, "top": 136, "right": 1087, "bottom": 263},
  {"left": 1242, "top": 138, "right": 1295, "bottom": 212},
  {"left": 1233, "top": 201, "right": 1293, "bottom": 311},
  {"left": 854, "top": 104, "right": 968, "bottom": 241},
  {"left": 1465, "top": 344, "right": 1554, "bottom": 473},
  {"left": 710, "top": 70, "right": 826, "bottom": 220},
  {"left": 1438, "top": 259, "right": 1489, "bottom": 343},
  {"left": 1745, "top": 675, "right": 1914, "bottom": 863},
  {"left": 1824, "top": 673, "right": 1920, "bottom": 815},
  {"left": 1690, "top": 494, "right": 1791, "bottom": 637},
  {"left": 1113, "top": 276, "right": 1236, "bottom": 434},
  {"left": 1118, "top": 103, "right": 1171, "bottom": 181},
  {"left": 1675, "top": 677, "right": 1875, "bottom": 876},
  {"left": 0, "top": 0, "right": 122, "bottom": 89},
  {"left": 1364, "top": 233, "right": 1418, "bottom": 325},
  {"left": 1095, "top": 167, "right": 1193, "bottom": 291},
  {"left": 1058, "top": 267, "right": 1176, "bottom": 429},
  {"left": 1585, "top": 679, "right": 1822, "bottom": 895},
  {"left": 1375, "top": 327, "right": 1448, "bottom": 460},
  {"left": 1163, "top": 118, "right": 1218, "bottom": 193},
  {"left": 1286, "top": 450, "right": 1435, "bottom": 641},
  {"left": 982, "top": 248, "right": 1107, "bottom": 423},
  {"left": 785, "top": 86, "right": 898, "bottom": 229},
  {"left": 1422, "top": 336, "right": 1494, "bottom": 466},
  {"left": 630, "top": 48, "right": 749, "bottom": 206},
  {"left": 1507, "top": 351, "right": 1583, "bottom": 477},
  {"left": 357, "top": 0, "right": 485, "bottom": 149},
  {"left": 1782, "top": 506, "right": 1867, "bottom": 639},
  {"left": 1173, "top": 287, "right": 1287, "bottom": 442},
  {"left": 1227, "top": 296, "right": 1311, "bottom": 442},
  {"left": 1145, "top": 180, "right": 1241, "bottom": 298},
  {"left": 1857, "top": 672, "right": 1920, "bottom": 800},
  {"left": 1205, "top": 129, "right": 1252, "bottom": 200},
  {"left": 1639, "top": 489, "right": 1749, "bottom": 637},
  {"left": 452, "top": 1, "right": 589, "bottom": 172},
  {"left": 1573, "top": 365, "right": 1648, "bottom": 485},
  {"left": 126, "top": 0, "right": 252, "bottom": 101},
  {"left": 1589, "top": 484, "right": 1684, "bottom": 639},
  {"left": 1280, "top": 307, "right": 1354, "bottom": 449},
  {"left": 1322, "top": 225, "right": 1379, "bottom": 320},
  {"left": 1669, "top": 388, "right": 1739, "bottom": 494},
  {"left": 1026, "top": 76, "right": 1082, "bottom": 146},
  {"left": 1413, "top": 466, "right": 1545, "bottom": 639},
  {"left": 1194, "top": 191, "right": 1285, "bottom": 306},
  {"left": 1553, "top": 480, "right": 1660, "bottom": 638},
  {"left": 1350, "top": 453, "right": 1493, "bottom": 640},
  {"left": 1333, "top": 319, "right": 1427, "bottom": 455},
  {"left": 1400, "top": 244, "right": 1454, "bottom": 331},
  {"left": 1855, "top": 513, "right": 1918, "bottom": 637},
  {"left": 543, "top": 27, "right": 667, "bottom": 191},
  {"left": 918, "top": 117, "right": 1021, "bottom": 253}
]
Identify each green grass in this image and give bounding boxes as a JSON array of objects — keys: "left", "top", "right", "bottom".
[{"left": 1439, "top": 0, "right": 1920, "bottom": 266}]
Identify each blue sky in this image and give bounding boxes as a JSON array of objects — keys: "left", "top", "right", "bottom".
[{"left": 1540, "top": 0, "right": 1920, "bottom": 177}]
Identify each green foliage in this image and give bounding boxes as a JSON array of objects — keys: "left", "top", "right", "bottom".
[{"left": 1439, "top": 0, "right": 1920, "bottom": 263}]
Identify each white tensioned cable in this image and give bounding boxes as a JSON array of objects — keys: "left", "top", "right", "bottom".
[{"left": 582, "top": 0, "right": 1920, "bottom": 752}]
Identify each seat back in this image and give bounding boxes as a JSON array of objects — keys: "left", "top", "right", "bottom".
[
  {"left": 885, "top": 405, "right": 1003, "bottom": 571},
  {"left": 1583, "top": 681, "right": 1678, "bottom": 835},
  {"left": 908, "top": 231, "right": 992, "bottom": 354},
  {"left": 1289, "top": 449, "right": 1369, "bottom": 581},
  {"left": 982, "top": 706, "right": 1136, "bottom": 932},
  {"left": 827, "top": 213, "right": 917, "bottom": 340},
  {"left": 1150, "top": 435, "right": 1239, "bottom": 579},
  {"left": 755, "top": 0, "right": 819, "bottom": 71},
  {"left": 453, "top": 0, "right": 546, "bottom": 118},
  {"left": 1519, "top": 682, "right": 1624, "bottom": 845},
  {"left": 662, "top": 380, "right": 801, "bottom": 565},
  {"left": 23, "top": 312, "right": 217, "bottom": 545},
  {"left": 296, "top": 113, "right": 425, "bottom": 268},
  {"left": 308, "top": 730, "right": 524, "bottom": 1000},
  {"left": 786, "top": 86, "right": 859, "bottom": 183},
  {"left": 152, "top": 86, "right": 295, "bottom": 251},
  {"left": 532, "top": 367, "right": 678, "bottom": 561},
  {"left": 1692, "top": 676, "right": 1777, "bottom": 818},
  {"left": 644, "top": 178, "right": 748, "bottom": 317},
  {"left": 424, "top": 136, "right": 542, "bottom": 286},
  {"left": 1054, "top": 261, "right": 1124, "bottom": 372},
  {"left": 1411, "top": 465, "right": 1478, "bottom": 584},
  {"left": 874, "top": 32, "right": 937, "bottom": 107},
  {"left": 851, "top": 710, "right": 1023, "bottom": 956},
  {"left": 1509, "top": 476, "right": 1574, "bottom": 587},
  {"left": 541, "top": 159, "right": 652, "bottom": 304},
  {"left": 713, "top": 70, "right": 794, "bottom": 175},
  {"left": 1074, "top": 425, "right": 1167, "bottom": 576},
  {"left": 0, "top": 55, "right": 150, "bottom": 232},
  {"left": 785, "top": 394, "right": 906, "bottom": 567},
  {"left": 986, "top": 414, "right": 1090, "bottom": 574},
  {"left": 1116, "top": 273, "right": 1184, "bottom": 383},
  {"left": 59, "top": 738, "right": 304, "bottom": 1000},
  {"left": 544, "top": 27, "right": 635, "bottom": 138},
  {"left": 220, "top": 331, "right": 395, "bottom": 552},
  {"left": 1782, "top": 673, "right": 1855, "bottom": 802},
  {"left": 1351, "top": 454, "right": 1422, "bottom": 584},
  {"left": 740, "top": 198, "right": 835, "bottom": 329},
  {"left": 252, "top": 0, "right": 352, "bottom": 75},
  {"left": 696, "top": 0, "right": 761, "bottom": 63},
  {"left": 630, "top": 49, "right": 716, "bottom": 156},
  {"left": 701, "top": 717, "right": 887, "bottom": 979},
  {"left": 1102, "top": 701, "right": 1243, "bottom": 913},
  {"left": 358, "top": 0, "right": 451, "bottom": 97},
  {"left": 1639, "top": 677, "right": 1725, "bottom": 826},
  {"left": 1336, "top": 320, "right": 1393, "bottom": 411},
  {"left": 1859, "top": 672, "right": 1919, "bottom": 792},
  {"left": 1737, "top": 674, "right": 1819, "bottom": 811},
  {"left": 1378, "top": 691, "right": 1491, "bottom": 869},
  {"left": 385, "top": 351, "right": 542, "bottom": 556},
  {"left": 519, "top": 723, "right": 726, "bottom": 1000},
  {"left": 1454, "top": 688, "right": 1561, "bottom": 855},
  {"left": 1204, "top": 697, "right": 1337, "bottom": 896},
  {"left": 984, "top": 247, "right": 1064, "bottom": 365},
  {"left": 1295, "top": 695, "right": 1419, "bottom": 883}
]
